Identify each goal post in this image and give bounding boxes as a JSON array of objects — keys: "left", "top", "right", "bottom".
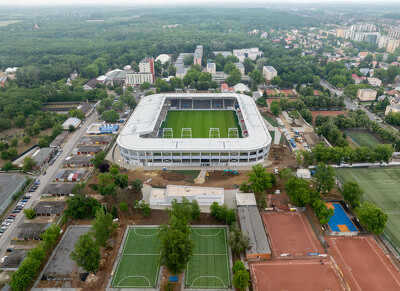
[
  {"left": 163, "top": 128, "right": 173, "bottom": 138},
  {"left": 181, "top": 128, "right": 192, "bottom": 138},
  {"left": 228, "top": 128, "right": 239, "bottom": 138},
  {"left": 209, "top": 128, "right": 220, "bottom": 138}
]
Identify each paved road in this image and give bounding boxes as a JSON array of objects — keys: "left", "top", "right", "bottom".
[
  {"left": 320, "top": 79, "right": 343, "bottom": 97},
  {"left": 0, "top": 112, "right": 98, "bottom": 257}
]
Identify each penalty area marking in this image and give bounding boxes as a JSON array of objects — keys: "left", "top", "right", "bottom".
[
  {"left": 190, "top": 275, "right": 226, "bottom": 288},
  {"left": 133, "top": 228, "right": 161, "bottom": 237},
  {"left": 115, "top": 275, "right": 151, "bottom": 287},
  {"left": 193, "top": 228, "right": 222, "bottom": 237}
]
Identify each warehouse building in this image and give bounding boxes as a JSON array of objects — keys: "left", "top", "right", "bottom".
[
  {"left": 150, "top": 185, "right": 224, "bottom": 206},
  {"left": 42, "top": 183, "right": 76, "bottom": 197},
  {"left": 14, "top": 223, "right": 50, "bottom": 240},
  {"left": 33, "top": 201, "right": 67, "bottom": 217},
  {"left": 236, "top": 193, "right": 272, "bottom": 260},
  {"left": 62, "top": 117, "right": 81, "bottom": 130},
  {"left": 72, "top": 145, "right": 105, "bottom": 155},
  {"left": 62, "top": 156, "right": 94, "bottom": 167},
  {"left": 54, "top": 169, "right": 89, "bottom": 182},
  {"left": 79, "top": 135, "right": 112, "bottom": 145},
  {"left": 32, "top": 147, "right": 56, "bottom": 170},
  {"left": 1, "top": 250, "right": 27, "bottom": 271}
]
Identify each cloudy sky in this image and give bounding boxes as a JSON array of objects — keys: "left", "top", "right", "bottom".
[{"left": 4, "top": 0, "right": 400, "bottom": 6}]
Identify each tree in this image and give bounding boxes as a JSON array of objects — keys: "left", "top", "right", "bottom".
[
  {"left": 23, "top": 208, "right": 35, "bottom": 219},
  {"left": 249, "top": 69, "right": 265, "bottom": 85},
  {"left": 374, "top": 144, "right": 394, "bottom": 163},
  {"left": 91, "top": 208, "right": 116, "bottom": 247},
  {"left": 65, "top": 195, "right": 101, "bottom": 219},
  {"left": 140, "top": 201, "right": 151, "bottom": 217},
  {"left": 114, "top": 174, "right": 129, "bottom": 188},
  {"left": 40, "top": 224, "right": 61, "bottom": 249},
  {"left": 247, "top": 164, "right": 272, "bottom": 194},
  {"left": 356, "top": 202, "right": 387, "bottom": 235},
  {"left": 243, "top": 57, "right": 255, "bottom": 74},
  {"left": 69, "top": 124, "right": 76, "bottom": 132},
  {"left": 226, "top": 68, "right": 242, "bottom": 86},
  {"left": 159, "top": 224, "right": 194, "bottom": 275},
  {"left": 10, "top": 137, "right": 18, "bottom": 147},
  {"left": 342, "top": 181, "right": 364, "bottom": 209},
  {"left": 70, "top": 233, "right": 101, "bottom": 273},
  {"left": 228, "top": 228, "right": 250, "bottom": 256},
  {"left": 22, "top": 156, "right": 36, "bottom": 172},
  {"left": 1, "top": 161, "right": 13, "bottom": 171},
  {"left": 166, "top": 197, "right": 194, "bottom": 222},
  {"left": 278, "top": 168, "right": 294, "bottom": 181},
  {"left": 270, "top": 101, "right": 281, "bottom": 116},
  {"left": 232, "top": 260, "right": 246, "bottom": 273},
  {"left": 233, "top": 270, "right": 250, "bottom": 291},
  {"left": 131, "top": 179, "right": 143, "bottom": 192},
  {"left": 102, "top": 110, "right": 119, "bottom": 122},
  {"left": 224, "top": 62, "right": 236, "bottom": 74},
  {"left": 91, "top": 152, "right": 106, "bottom": 168},
  {"left": 314, "top": 162, "right": 335, "bottom": 193},
  {"left": 14, "top": 115, "right": 26, "bottom": 128},
  {"left": 285, "top": 177, "right": 318, "bottom": 206},
  {"left": 112, "top": 100, "right": 124, "bottom": 111},
  {"left": 190, "top": 200, "right": 201, "bottom": 220},
  {"left": 23, "top": 136, "right": 31, "bottom": 144},
  {"left": 119, "top": 202, "right": 128, "bottom": 212}
]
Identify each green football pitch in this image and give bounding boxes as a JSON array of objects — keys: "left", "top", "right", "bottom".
[
  {"left": 111, "top": 227, "right": 161, "bottom": 288},
  {"left": 347, "top": 132, "right": 381, "bottom": 149},
  {"left": 185, "top": 227, "right": 231, "bottom": 289},
  {"left": 161, "top": 110, "right": 241, "bottom": 138},
  {"left": 336, "top": 168, "right": 400, "bottom": 254}
]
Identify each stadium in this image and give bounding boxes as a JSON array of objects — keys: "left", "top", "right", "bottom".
[{"left": 117, "top": 93, "right": 271, "bottom": 167}]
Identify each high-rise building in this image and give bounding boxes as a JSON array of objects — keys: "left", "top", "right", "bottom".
[
  {"left": 262, "top": 66, "right": 277, "bottom": 81},
  {"left": 388, "top": 27, "right": 400, "bottom": 40},
  {"left": 194, "top": 45, "right": 203, "bottom": 66},
  {"left": 139, "top": 58, "right": 155, "bottom": 82}
]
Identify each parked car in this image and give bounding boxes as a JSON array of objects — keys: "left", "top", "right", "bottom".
[
  {"left": 12, "top": 209, "right": 21, "bottom": 213},
  {"left": 0, "top": 229, "right": 5, "bottom": 233},
  {"left": 1, "top": 226, "right": 7, "bottom": 230},
  {"left": 6, "top": 248, "right": 14, "bottom": 252},
  {"left": 21, "top": 199, "right": 28, "bottom": 203},
  {"left": 1, "top": 256, "right": 7, "bottom": 263},
  {"left": 1, "top": 222, "right": 10, "bottom": 226},
  {"left": 23, "top": 196, "right": 30, "bottom": 200},
  {"left": 8, "top": 214, "right": 16, "bottom": 218},
  {"left": 5, "top": 219, "right": 14, "bottom": 223},
  {"left": 42, "top": 171, "right": 47, "bottom": 175}
]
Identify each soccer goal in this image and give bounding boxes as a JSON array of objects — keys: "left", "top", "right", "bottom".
[
  {"left": 163, "top": 128, "right": 173, "bottom": 138},
  {"left": 228, "top": 128, "right": 239, "bottom": 138},
  {"left": 209, "top": 128, "right": 220, "bottom": 138},
  {"left": 181, "top": 128, "right": 192, "bottom": 138}
]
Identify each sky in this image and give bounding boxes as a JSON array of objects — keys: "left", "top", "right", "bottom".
[{"left": 4, "top": 0, "right": 400, "bottom": 6}]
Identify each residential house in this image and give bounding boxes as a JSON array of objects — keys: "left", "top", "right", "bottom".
[
  {"left": 234, "top": 62, "right": 245, "bottom": 75},
  {"left": 206, "top": 63, "right": 216, "bottom": 75},
  {"left": 356, "top": 88, "right": 377, "bottom": 101},
  {"left": 385, "top": 104, "right": 400, "bottom": 115},
  {"left": 367, "top": 77, "right": 382, "bottom": 87},
  {"left": 262, "top": 66, "right": 277, "bottom": 81},
  {"left": 221, "top": 83, "right": 235, "bottom": 93},
  {"left": 351, "top": 74, "right": 366, "bottom": 85}
]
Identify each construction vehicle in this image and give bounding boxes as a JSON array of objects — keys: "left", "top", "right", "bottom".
[
  {"left": 205, "top": 172, "right": 210, "bottom": 181},
  {"left": 222, "top": 169, "right": 238, "bottom": 175}
]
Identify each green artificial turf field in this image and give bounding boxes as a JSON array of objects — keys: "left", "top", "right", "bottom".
[
  {"left": 336, "top": 168, "right": 400, "bottom": 254},
  {"left": 111, "top": 227, "right": 161, "bottom": 288},
  {"left": 161, "top": 110, "right": 241, "bottom": 138},
  {"left": 347, "top": 132, "right": 381, "bottom": 149},
  {"left": 185, "top": 227, "right": 231, "bottom": 289}
]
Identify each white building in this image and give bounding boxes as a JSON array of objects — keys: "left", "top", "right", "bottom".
[
  {"left": 233, "top": 48, "right": 263, "bottom": 61},
  {"left": 155, "top": 54, "right": 171, "bottom": 65},
  {"left": 234, "top": 62, "right": 245, "bottom": 75},
  {"left": 62, "top": 117, "right": 81, "bottom": 130},
  {"left": 367, "top": 77, "right": 382, "bottom": 87},
  {"left": 126, "top": 72, "right": 153, "bottom": 86},
  {"left": 117, "top": 93, "right": 272, "bottom": 167},
  {"left": 263, "top": 66, "right": 277, "bottom": 81},
  {"left": 150, "top": 185, "right": 224, "bottom": 206},
  {"left": 296, "top": 169, "right": 311, "bottom": 179},
  {"left": 207, "top": 63, "right": 216, "bottom": 75},
  {"left": 176, "top": 68, "right": 189, "bottom": 79}
]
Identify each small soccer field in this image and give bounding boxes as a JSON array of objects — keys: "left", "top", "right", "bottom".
[
  {"left": 336, "top": 168, "right": 400, "bottom": 253},
  {"left": 185, "top": 227, "right": 231, "bottom": 289},
  {"left": 111, "top": 227, "right": 161, "bottom": 288},
  {"left": 161, "top": 110, "right": 241, "bottom": 138},
  {"left": 347, "top": 132, "right": 381, "bottom": 149}
]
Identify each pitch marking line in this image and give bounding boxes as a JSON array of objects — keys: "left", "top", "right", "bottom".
[
  {"left": 365, "top": 237, "right": 400, "bottom": 286},
  {"left": 115, "top": 275, "right": 151, "bottom": 287},
  {"left": 112, "top": 229, "right": 132, "bottom": 286},
  {"left": 299, "top": 212, "right": 319, "bottom": 253},
  {"left": 133, "top": 228, "right": 160, "bottom": 237},
  {"left": 331, "top": 238, "right": 362, "bottom": 291},
  {"left": 191, "top": 276, "right": 226, "bottom": 288},
  {"left": 193, "top": 228, "right": 222, "bottom": 237}
]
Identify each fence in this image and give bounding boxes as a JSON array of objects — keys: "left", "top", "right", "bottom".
[{"left": 304, "top": 206, "right": 328, "bottom": 253}]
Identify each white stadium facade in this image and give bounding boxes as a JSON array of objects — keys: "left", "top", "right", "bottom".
[{"left": 117, "top": 93, "right": 271, "bottom": 167}]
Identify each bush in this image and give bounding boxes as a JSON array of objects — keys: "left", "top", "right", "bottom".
[
  {"left": 119, "top": 202, "right": 128, "bottom": 212},
  {"left": 210, "top": 202, "right": 237, "bottom": 225},
  {"left": 233, "top": 270, "right": 250, "bottom": 291},
  {"left": 232, "top": 260, "right": 246, "bottom": 273},
  {"left": 23, "top": 208, "right": 35, "bottom": 219}
]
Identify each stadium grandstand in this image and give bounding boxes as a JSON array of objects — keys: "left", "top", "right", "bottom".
[{"left": 117, "top": 93, "right": 271, "bottom": 167}]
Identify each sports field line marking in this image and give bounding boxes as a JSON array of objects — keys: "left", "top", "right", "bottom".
[
  {"left": 299, "top": 213, "right": 319, "bottom": 253},
  {"left": 133, "top": 228, "right": 161, "bottom": 237},
  {"left": 193, "top": 253, "right": 228, "bottom": 256},
  {"left": 223, "top": 227, "right": 231, "bottom": 285},
  {"left": 364, "top": 237, "right": 400, "bottom": 286},
  {"left": 349, "top": 171, "right": 360, "bottom": 183},
  {"left": 112, "top": 228, "right": 132, "bottom": 286},
  {"left": 115, "top": 275, "right": 151, "bottom": 287},
  {"left": 191, "top": 275, "right": 226, "bottom": 288},
  {"left": 331, "top": 238, "right": 362, "bottom": 291},
  {"left": 193, "top": 228, "right": 222, "bottom": 237},
  {"left": 262, "top": 214, "right": 277, "bottom": 255},
  {"left": 122, "top": 253, "right": 160, "bottom": 256}
]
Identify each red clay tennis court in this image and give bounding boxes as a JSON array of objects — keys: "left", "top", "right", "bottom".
[
  {"left": 326, "top": 236, "right": 400, "bottom": 291},
  {"left": 251, "top": 259, "right": 346, "bottom": 291},
  {"left": 262, "top": 212, "right": 324, "bottom": 257}
]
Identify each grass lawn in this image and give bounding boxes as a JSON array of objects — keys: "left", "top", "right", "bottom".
[
  {"left": 347, "top": 132, "right": 381, "bottom": 149},
  {"left": 185, "top": 227, "right": 231, "bottom": 289},
  {"left": 263, "top": 115, "right": 278, "bottom": 127},
  {"left": 161, "top": 110, "right": 240, "bottom": 138},
  {"left": 111, "top": 227, "right": 161, "bottom": 288},
  {"left": 170, "top": 170, "right": 201, "bottom": 183},
  {"left": 269, "top": 130, "right": 275, "bottom": 142},
  {"left": 336, "top": 168, "right": 400, "bottom": 254}
]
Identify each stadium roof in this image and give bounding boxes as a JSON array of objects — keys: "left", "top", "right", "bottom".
[
  {"left": 118, "top": 93, "right": 271, "bottom": 152},
  {"left": 155, "top": 54, "right": 171, "bottom": 64}
]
